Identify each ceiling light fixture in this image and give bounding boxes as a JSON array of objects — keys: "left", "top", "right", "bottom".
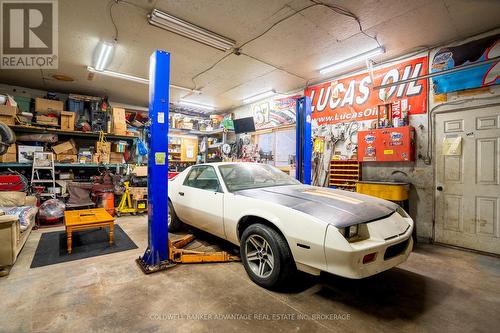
[
  {"left": 148, "top": 9, "right": 236, "bottom": 51},
  {"left": 86, "top": 66, "right": 202, "bottom": 94},
  {"left": 319, "top": 46, "right": 385, "bottom": 75},
  {"left": 178, "top": 100, "right": 215, "bottom": 111},
  {"left": 242, "top": 89, "right": 276, "bottom": 104},
  {"left": 93, "top": 41, "right": 115, "bottom": 71}
]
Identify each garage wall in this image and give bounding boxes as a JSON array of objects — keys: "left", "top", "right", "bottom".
[
  {"left": 362, "top": 30, "right": 500, "bottom": 241},
  {"left": 225, "top": 30, "right": 500, "bottom": 242}
]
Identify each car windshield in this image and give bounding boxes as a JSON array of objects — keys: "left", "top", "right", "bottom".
[{"left": 218, "top": 163, "right": 300, "bottom": 192}]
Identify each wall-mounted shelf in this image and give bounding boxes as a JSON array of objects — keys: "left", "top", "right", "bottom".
[
  {"left": 10, "top": 125, "right": 136, "bottom": 141},
  {"left": 0, "top": 162, "right": 128, "bottom": 168}
]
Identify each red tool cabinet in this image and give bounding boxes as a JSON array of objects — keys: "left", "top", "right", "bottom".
[{"left": 357, "top": 126, "right": 415, "bottom": 162}]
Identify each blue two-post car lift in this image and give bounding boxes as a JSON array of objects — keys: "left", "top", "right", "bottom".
[
  {"left": 295, "top": 96, "right": 312, "bottom": 185},
  {"left": 137, "top": 51, "right": 312, "bottom": 273}
]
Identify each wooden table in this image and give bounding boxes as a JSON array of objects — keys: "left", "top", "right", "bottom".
[{"left": 64, "top": 208, "right": 115, "bottom": 254}]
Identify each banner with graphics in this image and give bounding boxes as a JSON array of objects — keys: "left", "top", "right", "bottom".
[
  {"left": 251, "top": 95, "right": 299, "bottom": 130},
  {"left": 432, "top": 34, "right": 500, "bottom": 94},
  {"left": 304, "top": 56, "right": 428, "bottom": 125}
]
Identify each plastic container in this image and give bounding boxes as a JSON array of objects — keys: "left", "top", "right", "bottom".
[
  {"left": 98, "top": 192, "right": 115, "bottom": 216},
  {"left": 67, "top": 98, "right": 84, "bottom": 112},
  {"left": 356, "top": 181, "right": 409, "bottom": 201},
  {"left": 14, "top": 96, "right": 32, "bottom": 113}
]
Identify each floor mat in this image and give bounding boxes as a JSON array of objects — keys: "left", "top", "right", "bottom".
[{"left": 30, "top": 225, "right": 138, "bottom": 268}]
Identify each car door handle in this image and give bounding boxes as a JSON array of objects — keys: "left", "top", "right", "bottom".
[{"left": 179, "top": 192, "right": 184, "bottom": 196}]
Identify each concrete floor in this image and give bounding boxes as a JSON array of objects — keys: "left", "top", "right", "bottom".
[{"left": 1, "top": 216, "right": 499, "bottom": 333}]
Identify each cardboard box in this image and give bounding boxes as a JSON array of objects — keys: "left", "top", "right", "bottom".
[
  {"left": 132, "top": 165, "right": 147, "bottom": 177},
  {"left": 0, "top": 115, "right": 15, "bottom": 125},
  {"left": 52, "top": 139, "right": 77, "bottom": 155},
  {"left": 0, "top": 105, "right": 17, "bottom": 116},
  {"left": 36, "top": 115, "right": 58, "bottom": 126},
  {"left": 112, "top": 141, "right": 128, "bottom": 153},
  {"left": 112, "top": 107, "right": 126, "bottom": 135},
  {"left": 18, "top": 145, "right": 43, "bottom": 163},
  {"left": 60, "top": 111, "right": 75, "bottom": 131},
  {"left": 110, "top": 152, "right": 124, "bottom": 164},
  {"left": 179, "top": 121, "right": 194, "bottom": 130},
  {"left": 93, "top": 153, "right": 110, "bottom": 164},
  {"left": 78, "top": 150, "right": 93, "bottom": 164},
  {"left": 129, "top": 187, "right": 147, "bottom": 199},
  {"left": 56, "top": 154, "right": 77, "bottom": 163},
  {"left": 35, "top": 98, "right": 63, "bottom": 112},
  {"left": 0, "top": 144, "right": 17, "bottom": 163}
]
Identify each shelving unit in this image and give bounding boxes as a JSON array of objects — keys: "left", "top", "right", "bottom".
[
  {"left": 11, "top": 125, "right": 136, "bottom": 141},
  {"left": 0, "top": 162, "right": 127, "bottom": 168},
  {"left": 328, "top": 160, "right": 361, "bottom": 189},
  {"left": 200, "top": 128, "right": 234, "bottom": 163}
]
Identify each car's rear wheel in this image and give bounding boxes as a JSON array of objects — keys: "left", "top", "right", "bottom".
[
  {"left": 240, "top": 223, "right": 296, "bottom": 289},
  {"left": 168, "top": 201, "right": 183, "bottom": 232}
]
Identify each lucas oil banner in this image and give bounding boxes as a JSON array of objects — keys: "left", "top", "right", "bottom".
[
  {"left": 304, "top": 56, "right": 428, "bottom": 125},
  {"left": 432, "top": 34, "right": 500, "bottom": 94}
]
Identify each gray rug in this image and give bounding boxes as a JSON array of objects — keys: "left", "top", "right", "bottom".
[{"left": 30, "top": 225, "right": 138, "bottom": 268}]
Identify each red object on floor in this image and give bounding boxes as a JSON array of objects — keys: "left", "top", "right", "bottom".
[
  {"left": 101, "top": 192, "right": 115, "bottom": 216},
  {"left": 0, "top": 175, "right": 25, "bottom": 191}
]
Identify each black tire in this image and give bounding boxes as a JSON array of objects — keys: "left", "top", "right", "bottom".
[
  {"left": 240, "top": 223, "right": 296, "bottom": 289},
  {"left": 168, "top": 200, "right": 183, "bottom": 232},
  {"left": 0, "top": 122, "right": 15, "bottom": 144}
]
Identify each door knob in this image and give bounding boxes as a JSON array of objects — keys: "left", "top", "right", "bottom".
[{"left": 436, "top": 186, "right": 443, "bottom": 191}]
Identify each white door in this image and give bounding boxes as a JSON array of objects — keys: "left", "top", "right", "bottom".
[
  {"left": 177, "top": 165, "right": 225, "bottom": 238},
  {"left": 435, "top": 105, "right": 500, "bottom": 255}
]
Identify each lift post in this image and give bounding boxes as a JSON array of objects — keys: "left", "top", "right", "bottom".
[
  {"left": 137, "top": 50, "right": 239, "bottom": 273},
  {"left": 137, "top": 50, "right": 175, "bottom": 273},
  {"left": 295, "top": 96, "right": 312, "bottom": 184}
]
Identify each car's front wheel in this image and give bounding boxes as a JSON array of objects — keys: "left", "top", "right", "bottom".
[{"left": 240, "top": 223, "right": 296, "bottom": 289}]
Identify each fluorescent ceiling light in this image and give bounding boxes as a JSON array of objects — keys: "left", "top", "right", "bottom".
[
  {"left": 148, "top": 9, "right": 235, "bottom": 51},
  {"left": 87, "top": 66, "right": 202, "bottom": 94},
  {"left": 94, "top": 41, "right": 114, "bottom": 71},
  {"left": 319, "top": 46, "right": 385, "bottom": 75},
  {"left": 179, "top": 100, "right": 215, "bottom": 111},
  {"left": 243, "top": 89, "right": 276, "bottom": 104}
]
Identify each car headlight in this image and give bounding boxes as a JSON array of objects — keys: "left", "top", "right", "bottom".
[
  {"left": 341, "top": 225, "right": 359, "bottom": 239},
  {"left": 396, "top": 206, "right": 409, "bottom": 218}
]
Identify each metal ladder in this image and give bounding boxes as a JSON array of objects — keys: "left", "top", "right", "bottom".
[{"left": 31, "top": 152, "right": 56, "bottom": 199}]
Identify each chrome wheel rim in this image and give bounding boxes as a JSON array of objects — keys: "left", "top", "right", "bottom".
[
  {"left": 245, "top": 235, "right": 274, "bottom": 278},
  {"left": 168, "top": 210, "right": 172, "bottom": 227}
]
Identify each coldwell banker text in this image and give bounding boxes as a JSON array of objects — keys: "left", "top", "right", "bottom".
[{"left": 0, "top": 0, "right": 58, "bottom": 69}]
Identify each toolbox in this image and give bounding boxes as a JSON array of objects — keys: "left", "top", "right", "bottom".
[{"left": 357, "top": 126, "right": 415, "bottom": 162}]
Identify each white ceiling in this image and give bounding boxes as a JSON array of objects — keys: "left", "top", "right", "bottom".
[{"left": 0, "top": 0, "right": 499, "bottom": 112}]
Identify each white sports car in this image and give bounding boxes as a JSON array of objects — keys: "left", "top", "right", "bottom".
[{"left": 168, "top": 162, "right": 413, "bottom": 289}]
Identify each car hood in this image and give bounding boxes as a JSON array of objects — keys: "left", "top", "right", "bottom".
[{"left": 235, "top": 185, "right": 399, "bottom": 228}]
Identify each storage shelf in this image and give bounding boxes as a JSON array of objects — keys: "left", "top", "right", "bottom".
[
  {"left": 10, "top": 125, "right": 136, "bottom": 141},
  {"left": 169, "top": 127, "right": 232, "bottom": 136},
  {"left": 0, "top": 163, "right": 127, "bottom": 168}
]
